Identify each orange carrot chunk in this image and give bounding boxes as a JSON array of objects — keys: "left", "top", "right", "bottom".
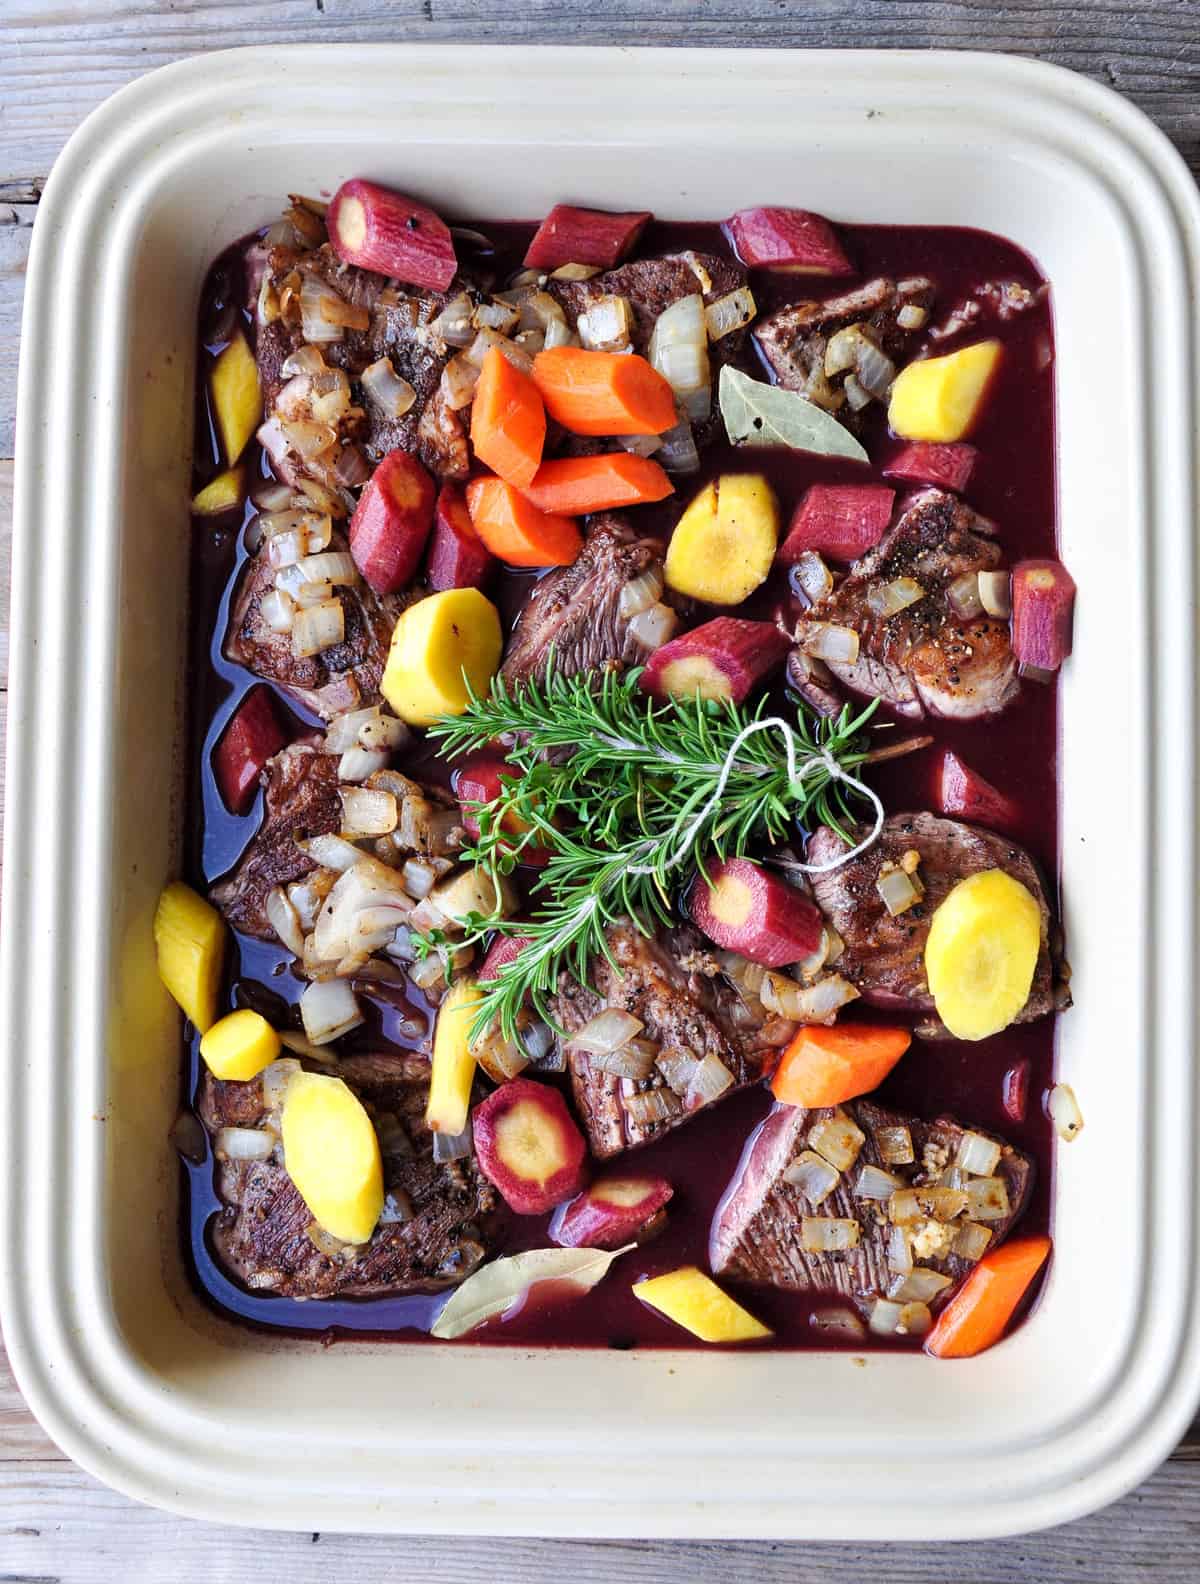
[
  {"left": 522, "top": 453, "right": 673, "bottom": 515},
  {"left": 925, "top": 1236, "right": 1052, "bottom": 1359},
  {"left": 770, "top": 1023, "right": 912, "bottom": 1109},
  {"left": 531, "top": 347, "right": 678, "bottom": 436},
  {"left": 465, "top": 476, "right": 582, "bottom": 568},
  {"left": 470, "top": 347, "right": 546, "bottom": 488}
]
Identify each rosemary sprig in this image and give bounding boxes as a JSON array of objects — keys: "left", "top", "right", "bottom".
[{"left": 427, "top": 667, "right": 879, "bottom": 1041}]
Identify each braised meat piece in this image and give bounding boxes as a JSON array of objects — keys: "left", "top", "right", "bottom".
[
  {"left": 199, "top": 1052, "right": 498, "bottom": 1299},
  {"left": 793, "top": 488, "right": 1018, "bottom": 720},
  {"left": 710, "top": 1097, "right": 1033, "bottom": 1306},
  {"left": 209, "top": 741, "right": 342, "bottom": 938},
  {"left": 755, "top": 275, "right": 935, "bottom": 425},
  {"left": 806, "top": 811, "right": 1064, "bottom": 1026},
  {"left": 249, "top": 237, "right": 471, "bottom": 480},
  {"left": 549, "top": 251, "right": 747, "bottom": 357},
  {"left": 550, "top": 923, "right": 781, "bottom": 1160},
  {"left": 500, "top": 515, "right": 665, "bottom": 685},
  {"left": 224, "top": 528, "right": 410, "bottom": 719}
]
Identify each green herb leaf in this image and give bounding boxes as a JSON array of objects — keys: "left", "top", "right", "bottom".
[{"left": 719, "top": 365, "right": 869, "bottom": 461}]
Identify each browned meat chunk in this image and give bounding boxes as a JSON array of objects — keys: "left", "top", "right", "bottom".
[
  {"left": 806, "top": 811, "right": 1063, "bottom": 1027},
  {"left": 250, "top": 237, "right": 470, "bottom": 481},
  {"left": 224, "top": 528, "right": 410, "bottom": 719},
  {"left": 549, "top": 251, "right": 747, "bottom": 357},
  {"left": 794, "top": 488, "right": 1018, "bottom": 720},
  {"left": 210, "top": 741, "right": 341, "bottom": 938},
  {"left": 550, "top": 923, "right": 779, "bottom": 1160},
  {"left": 710, "top": 1098, "right": 1033, "bottom": 1309},
  {"left": 755, "top": 275, "right": 935, "bottom": 424},
  {"left": 199, "top": 1052, "right": 498, "bottom": 1298},
  {"left": 501, "top": 515, "right": 665, "bottom": 685}
]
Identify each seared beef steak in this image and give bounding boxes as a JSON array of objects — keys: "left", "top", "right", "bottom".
[
  {"left": 550, "top": 252, "right": 747, "bottom": 358},
  {"left": 551, "top": 923, "right": 779, "bottom": 1159},
  {"left": 210, "top": 741, "right": 341, "bottom": 939},
  {"left": 794, "top": 488, "right": 1018, "bottom": 720},
  {"left": 225, "top": 529, "right": 409, "bottom": 720},
  {"left": 710, "top": 1097, "right": 1032, "bottom": 1305},
  {"left": 501, "top": 515, "right": 665, "bottom": 685},
  {"left": 755, "top": 275, "right": 935, "bottom": 426},
  {"left": 806, "top": 811, "right": 1060, "bottom": 1026},
  {"left": 199, "top": 1052, "right": 497, "bottom": 1299}
]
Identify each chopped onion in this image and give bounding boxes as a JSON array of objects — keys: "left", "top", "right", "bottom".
[
  {"left": 577, "top": 295, "right": 633, "bottom": 352},
  {"left": 789, "top": 974, "right": 860, "bottom": 1025},
  {"left": 295, "top": 831, "right": 364, "bottom": 872},
  {"left": 265, "top": 886, "right": 306, "bottom": 956},
  {"left": 274, "top": 373, "right": 313, "bottom": 420},
  {"left": 801, "top": 1216, "right": 860, "bottom": 1253},
  {"left": 261, "top": 1057, "right": 302, "bottom": 1110},
  {"left": 843, "top": 373, "right": 872, "bottom": 412},
  {"left": 361, "top": 357, "right": 416, "bottom": 419},
  {"left": 409, "top": 953, "right": 446, "bottom": 993},
  {"left": 946, "top": 571, "right": 984, "bottom": 620},
  {"left": 874, "top": 1124, "right": 915, "bottom": 1167},
  {"left": 783, "top": 1149, "right": 840, "bottom": 1206},
  {"left": 791, "top": 550, "right": 833, "bottom": 606},
  {"left": 339, "top": 746, "right": 390, "bottom": 784},
  {"left": 1047, "top": 1082, "right": 1084, "bottom": 1141},
  {"left": 589, "top": 1044, "right": 657, "bottom": 1081},
  {"left": 310, "top": 372, "right": 352, "bottom": 426},
  {"left": 886, "top": 1224, "right": 913, "bottom": 1274},
  {"left": 889, "top": 1186, "right": 968, "bottom": 1224},
  {"left": 280, "top": 417, "right": 338, "bottom": 461},
  {"left": 429, "top": 292, "right": 476, "bottom": 348},
  {"left": 952, "top": 1220, "right": 993, "bottom": 1262},
  {"left": 474, "top": 298, "right": 520, "bottom": 334},
  {"left": 656, "top": 417, "right": 701, "bottom": 475},
  {"left": 869, "top": 1298, "right": 931, "bottom": 1337},
  {"left": 824, "top": 324, "right": 864, "bottom": 378},
  {"left": 956, "top": 1130, "right": 1003, "bottom": 1177},
  {"left": 325, "top": 705, "right": 381, "bottom": 754},
  {"left": 802, "top": 622, "right": 860, "bottom": 665},
  {"left": 622, "top": 1088, "right": 682, "bottom": 1126},
  {"left": 432, "top": 1125, "right": 473, "bottom": 1163},
  {"left": 299, "top": 977, "right": 363, "bottom": 1045},
  {"left": 978, "top": 570, "right": 1012, "bottom": 618},
  {"left": 471, "top": 1021, "right": 532, "bottom": 1083},
  {"left": 648, "top": 294, "right": 710, "bottom": 414},
  {"left": 549, "top": 262, "right": 601, "bottom": 281},
  {"left": 876, "top": 864, "right": 923, "bottom": 918},
  {"left": 618, "top": 433, "right": 663, "bottom": 459},
  {"left": 260, "top": 588, "right": 295, "bottom": 633},
  {"left": 339, "top": 786, "right": 398, "bottom": 837},
  {"left": 627, "top": 602, "right": 679, "bottom": 650},
  {"left": 808, "top": 1111, "right": 866, "bottom": 1172},
  {"left": 759, "top": 970, "right": 810, "bottom": 1021},
  {"left": 291, "top": 598, "right": 344, "bottom": 658},
  {"left": 866, "top": 577, "right": 925, "bottom": 619},
  {"left": 896, "top": 303, "right": 928, "bottom": 330},
  {"left": 521, "top": 1021, "right": 559, "bottom": 1069},
  {"left": 359, "top": 714, "right": 409, "bottom": 753},
  {"left": 618, "top": 567, "right": 665, "bottom": 619},
  {"left": 281, "top": 345, "right": 329, "bottom": 378},
  {"left": 656, "top": 1049, "right": 699, "bottom": 1096},
  {"left": 704, "top": 286, "right": 757, "bottom": 341},
  {"left": 440, "top": 353, "right": 480, "bottom": 411},
  {"left": 465, "top": 327, "right": 533, "bottom": 374},
  {"left": 298, "top": 551, "right": 357, "bottom": 587},
  {"left": 278, "top": 1027, "right": 339, "bottom": 1063},
  {"left": 687, "top": 1052, "right": 734, "bottom": 1105},
  {"left": 268, "top": 529, "right": 307, "bottom": 570},
  {"left": 401, "top": 857, "right": 438, "bottom": 899},
  {"left": 854, "top": 1163, "right": 904, "bottom": 1201},
  {"left": 854, "top": 334, "right": 896, "bottom": 399},
  {"left": 568, "top": 1009, "right": 644, "bottom": 1055},
  {"left": 299, "top": 276, "right": 347, "bottom": 344},
  {"left": 939, "top": 1164, "right": 967, "bottom": 1192},
  {"left": 888, "top": 1267, "right": 952, "bottom": 1304},
  {"left": 809, "top": 1305, "right": 867, "bottom": 1341},
  {"left": 215, "top": 1127, "right": 274, "bottom": 1162},
  {"left": 965, "top": 1176, "right": 1011, "bottom": 1222}
]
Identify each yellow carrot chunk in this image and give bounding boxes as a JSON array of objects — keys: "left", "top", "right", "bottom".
[
  {"left": 633, "top": 1265, "right": 771, "bottom": 1343},
  {"left": 209, "top": 330, "right": 262, "bottom": 465},
  {"left": 381, "top": 588, "right": 503, "bottom": 726},
  {"left": 154, "top": 881, "right": 226, "bottom": 1033},
  {"left": 281, "top": 1071, "right": 383, "bottom": 1245},
  {"left": 426, "top": 977, "right": 484, "bottom": 1136},
  {"left": 199, "top": 1008, "right": 281, "bottom": 1082}
]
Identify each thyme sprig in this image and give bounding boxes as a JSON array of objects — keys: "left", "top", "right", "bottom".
[{"left": 427, "top": 667, "right": 879, "bottom": 1041}]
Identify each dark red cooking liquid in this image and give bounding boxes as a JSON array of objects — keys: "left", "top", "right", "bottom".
[{"left": 183, "top": 218, "right": 1059, "bottom": 1349}]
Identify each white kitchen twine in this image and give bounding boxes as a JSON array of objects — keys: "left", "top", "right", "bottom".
[{"left": 627, "top": 715, "right": 884, "bottom": 879}]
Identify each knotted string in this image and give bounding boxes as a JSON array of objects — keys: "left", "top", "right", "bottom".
[{"left": 627, "top": 715, "right": 884, "bottom": 878}]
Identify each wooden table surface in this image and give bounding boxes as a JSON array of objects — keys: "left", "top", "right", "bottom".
[{"left": 3, "top": 2, "right": 1199, "bottom": 1577}]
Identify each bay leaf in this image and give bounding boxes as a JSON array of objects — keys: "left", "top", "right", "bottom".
[
  {"left": 431, "top": 1242, "right": 634, "bottom": 1340},
  {"left": 718, "top": 364, "right": 869, "bottom": 462}
]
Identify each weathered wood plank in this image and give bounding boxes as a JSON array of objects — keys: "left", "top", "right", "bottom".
[
  {"left": 0, "top": 209, "right": 34, "bottom": 461},
  {"left": 0, "top": 1329, "right": 60, "bottom": 1463},
  {"left": 1, "top": 1457, "right": 1199, "bottom": 1581},
  {"left": 2, "top": 1, "right": 1198, "bottom": 181}
]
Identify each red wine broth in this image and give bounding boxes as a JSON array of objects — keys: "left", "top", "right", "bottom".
[{"left": 183, "top": 217, "right": 1058, "bottom": 1349}]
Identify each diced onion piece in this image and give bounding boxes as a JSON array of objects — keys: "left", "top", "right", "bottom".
[
  {"left": 802, "top": 622, "right": 860, "bottom": 665},
  {"left": 843, "top": 373, "right": 872, "bottom": 412},
  {"left": 618, "top": 433, "right": 663, "bottom": 459},
  {"left": 408, "top": 953, "right": 445, "bottom": 992},
  {"left": 622, "top": 1087, "right": 683, "bottom": 1126},
  {"left": 291, "top": 599, "right": 345, "bottom": 658},
  {"left": 577, "top": 295, "right": 633, "bottom": 352},
  {"left": 783, "top": 1149, "right": 840, "bottom": 1206},
  {"left": 548, "top": 262, "right": 602, "bottom": 281},
  {"left": 568, "top": 1009, "right": 645, "bottom": 1055},
  {"left": 464, "top": 327, "right": 533, "bottom": 374},
  {"left": 339, "top": 786, "right": 398, "bottom": 837},
  {"left": 866, "top": 577, "right": 925, "bottom": 619},
  {"left": 952, "top": 1220, "right": 993, "bottom": 1262},
  {"left": 810, "top": 1305, "right": 867, "bottom": 1341},
  {"left": 338, "top": 746, "right": 390, "bottom": 784},
  {"left": 441, "top": 353, "right": 480, "bottom": 411},
  {"left": 854, "top": 1163, "right": 904, "bottom": 1201},
  {"left": 801, "top": 1216, "right": 860, "bottom": 1253},
  {"left": 823, "top": 926, "right": 845, "bottom": 966},
  {"left": 946, "top": 571, "right": 984, "bottom": 620},
  {"left": 269, "top": 528, "right": 307, "bottom": 570},
  {"left": 470, "top": 1021, "right": 532, "bottom": 1083},
  {"left": 682, "top": 252, "right": 714, "bottom": 293},
  {"left": 854, "top": 335, "right": 896, "bottom": 399},
  {"left": 887, "top": 1267, "right": 952, "bottom": 1304},
  {"left": 430, "top": 293, "right": 476, "bottom": 348},
  {"left": 325, "top": 705, "right": 381, "bottom": 754},
  {"left": 281, "top": 345, "right": 329, "bottom": 378},
  {"left": 588, "top": 1044, "right": 657, "bottom": 1081},
  {"left": 687, "top": 1052, "right": 734, "bottom": 1105},
  {"left": 278, "top": 1027, "right": 339, "bottom": 1064},
  {"left": 896, "top": 303, "right": 928, "bottom": 330},
  {"left": 824, "top": 324, "right": 865, "bottom": 378},
  {"left": 215, "top": 1127, "right": 274, "bottom": 1162},
  {"left": 789, "top": 974, "right": 860, "bottom": 1025},
  {"left": 298, "top": 551, "right": 357, "bottom": 587},
  {"left": 648, "top": 294, "right": 710, "bottom": 415},
  {"left": 956, "top": 1130, "right": 1003, "bottom": 1177},
  {"left": 656, "top": 1049, "right": 699, "bottom": 1096},
  {"left": 260, "top": 588, "right": 296, "bottom": 633},
  {"left": 656, "top": 418, "right": 701, "bottom": 475},
  {"left": 1048, "top": 1082, "right": 1084, "bottom": 1141},
  {"left": 299, "top": 977, "right": 364, "bottom": 1045},
  {"left": 889, "top": 1186, "right": 968, "bottom": 1223},
  {"left": 260, "top": 1057, "right": 303, "bottom": 1111},
  {"left": 627, "top": 602, "right": 679, "bottom": 650},
  {"left": 978, "top": 570, "right": 1012, "bottom": 618},
  {"left": 359, "top": 714, "right": 409, "bottom": 752},
  {"left": 299, "top": 275, "right": 347, "bottom": 344},
  {"left": 474, "top": 298, "right": 520, "bottom": 334},
  {"left": 294, "top": 579, "right": 336, "bottom": 609},
  {"left": 618, "top": 567, "right": 666, "bottom": 619},
  {"left": 870, "top": 1298, "right": 931, "bottom": 1337},
  {"left": 520, "top": 1021, "right": 558, "bottom": 1068},
  {"left": 294, "top": 831, "right": 364, "bottom": 872},
  {"left": 361, "top": 357, "right": 417, "bottom": 419},
  {"left": 265, "top": 886, "right": 306, "bottom": 956},
  {"left": 939, "top": 1164, "right": 967, "bottom": 1191},
  {"left": 874, "top": 1124, "right": 915, "bottom": 1167},
  {"left": 876, "top": 864, "right": 923, "bottom": 918},
  {"left": 886, "top": 1224, "right": 913, "bottom": 1274},
  {"left": 791, "top": 550, "right": 833, "bottom": 606},
  {"left": 964, "top": 1176, "right": 1011, "bottom": 1222},
  {"left": 704, "top": 286, "right": 757, "bottom": 341},
  {"left": 401, "top": 857, "right": 438, "bottom": 899},
  {"left": 432, "top": 1124, "right": 473, "bottom": 1163},
  {"left": 808, "top": 1111, "right": 866, "bottom": 1172}
]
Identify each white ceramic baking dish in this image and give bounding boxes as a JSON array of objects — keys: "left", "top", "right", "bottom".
[{"left": 3, "top": 45, "right": 1199, "bottom": 1539}]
